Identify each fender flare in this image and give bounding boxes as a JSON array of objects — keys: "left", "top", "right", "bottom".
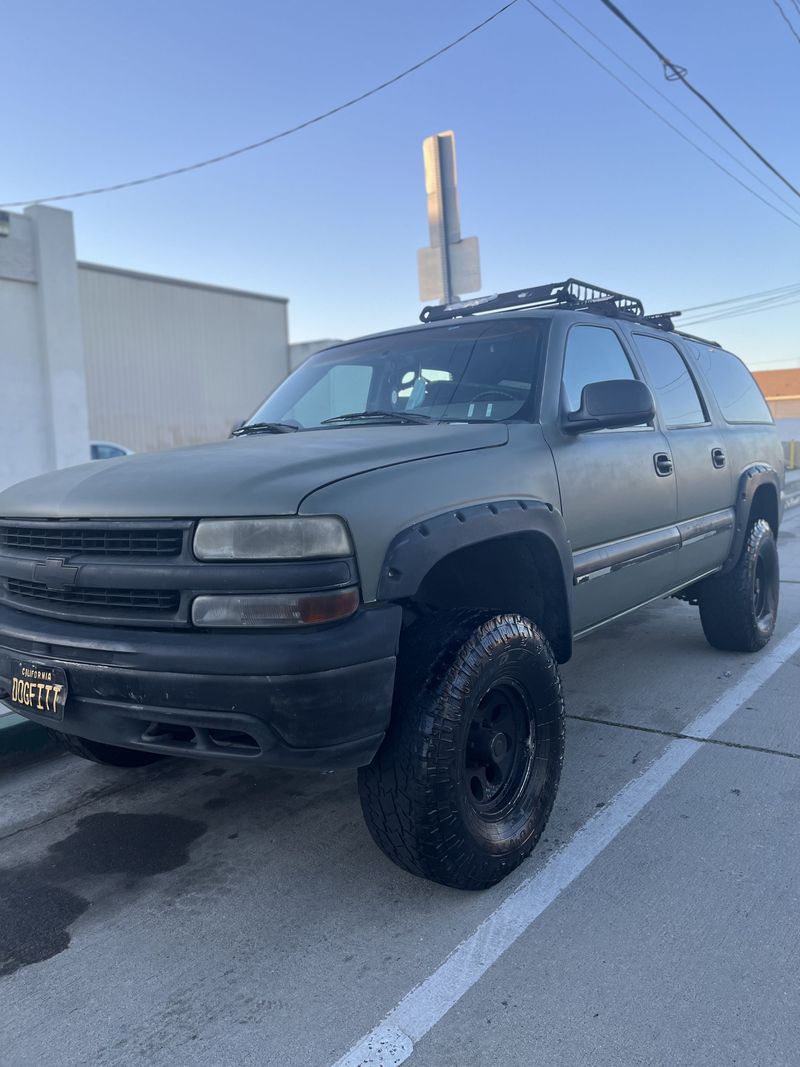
[
  {"left": 721, "top": 463, "right": 781, "bottom": 574},
  {"left": 377, "top": 499, "right": 574, "bottom": 660}
]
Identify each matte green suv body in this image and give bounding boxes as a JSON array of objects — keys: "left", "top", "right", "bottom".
[{"left": 0, "top": 280, "right": 784, "bottom": 887}]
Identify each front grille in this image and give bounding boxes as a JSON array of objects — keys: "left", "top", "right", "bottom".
[
  {"left": 4, "top": 579, "right": 179, "bottom": 613},
  {"left": 0, "top": 525, "right": 184, "bottom": 557}
]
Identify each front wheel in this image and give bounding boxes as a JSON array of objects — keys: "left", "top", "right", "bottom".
[
  {"left": 358, "top": 611, "right": 565, "bottom": 890},
  {"left": 698, "top": 518, "right": 779, "bottom": 652},
  {"left": 47, "top": 730, "right": 164, "bottom": 768}
]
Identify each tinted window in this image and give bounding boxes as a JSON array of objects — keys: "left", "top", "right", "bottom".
[
  {"left": 249, "top": 320, "right": 547, "bottom": 428},
  {"left": 633, "top": 335, "right": 706, "bottom": 428},
  {"left": 562, "top": 325, "right": 635, "bottom": 411},
  {"left": 685, "top": 342, "right": 773, "bottom": 424}
]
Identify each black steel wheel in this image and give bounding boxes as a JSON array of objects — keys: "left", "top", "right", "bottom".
[
  {"left": 358, "top": 610, "right": 565, "bottom": 890},
  {"left": 698, "top": 518, "right": 779, "bottom": 652},
  {"left": 465, "top": 681, "right": 535, "bottom": 816}
]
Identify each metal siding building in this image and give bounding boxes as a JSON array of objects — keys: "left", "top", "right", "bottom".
[{"left": 77, "top": 263, "right": 290, "bottom": 454}]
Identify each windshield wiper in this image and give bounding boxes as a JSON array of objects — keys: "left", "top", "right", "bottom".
[
  {"left": 321, "top": 410, "right": 432, "bottom": 426},
  {"left": 232, "top": 422, "right": 298, "bottom": 436}
]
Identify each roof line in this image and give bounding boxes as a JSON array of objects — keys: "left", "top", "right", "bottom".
[{"left": 76, "top": 261, "right": 289, "bottom": 303}]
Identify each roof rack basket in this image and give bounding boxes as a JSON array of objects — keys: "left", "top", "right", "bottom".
[{"left": 420, "top": 278, "right": 645, "bottom": 323}]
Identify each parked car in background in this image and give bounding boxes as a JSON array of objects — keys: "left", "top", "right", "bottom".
[{"left": 90, "top": 441, "right": 133, "bottom": 461}]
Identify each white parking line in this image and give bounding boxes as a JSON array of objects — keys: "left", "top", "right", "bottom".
[{"left": 332, "top": 622, "right": 800, "bottom": 1067}]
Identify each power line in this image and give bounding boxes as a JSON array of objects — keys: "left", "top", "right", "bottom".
[
  {"left": 678, "top": 281, "right": 800, "bottom": 314},
  {"left": 596, "top": 0, "right": 800, "bottom": 202},
  {"left": 771, "top": 0, "right": 800, "bottom": 46},
  {"left": 681, "top": 293, "right": 800, "bottom": 327},
  {"left": 549, "top": 0, "right": 800, "bottom": 220},
  {"left": 523, "top": 0, "right": 800, "bottom": 230},
  {"left": 682, "top": 303, "right": 800, "bottom": 328},
  {"left": 682, "top": 289, "right": 800, "bottom": 322},
  {"left": 0, "top": 0, "right": 519, "bottom": 208}
]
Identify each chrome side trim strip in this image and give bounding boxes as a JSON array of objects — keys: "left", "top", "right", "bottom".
[
  {"left": 677, "top": 508, "right": 735, "bottom": 547},
  {"left": 573, "top": 508, "right": 736, "bottom": 585},
  {"left": 573, "top": 525, "right": 680, "bottom": 584}
]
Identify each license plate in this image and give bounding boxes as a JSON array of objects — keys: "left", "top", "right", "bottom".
[{"left": 8, "top": 660, "right": 68, "bottom": 722}]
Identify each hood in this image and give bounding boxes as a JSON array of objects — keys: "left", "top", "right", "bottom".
[{"left": 0, "top": 423, "right": 508, "bottom": 519}]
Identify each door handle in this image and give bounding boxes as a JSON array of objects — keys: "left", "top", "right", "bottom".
[
  {"left": 653, "top": 452, "right": 673, "bottom": 477},
  {"left": 711, "top": 447, "right": 726, "bottom": 469}
]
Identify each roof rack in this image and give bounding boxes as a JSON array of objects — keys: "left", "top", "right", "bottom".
[
  {"left": 420, "top": 278, "right": 644, "bottom": 324},
  {"left": 419, "top": 277, "right": 722, "bottom": 348}
]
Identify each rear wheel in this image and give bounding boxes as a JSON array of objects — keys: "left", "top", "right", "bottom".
[
  {"left": 698, "top": 518, "right": 779, "bottom": 652},
  {"left": 358, "top": 610, "right": 565, "bottom": 890},
  {"left": 48, "top": 731, "right": 164, "bottom": 768}
]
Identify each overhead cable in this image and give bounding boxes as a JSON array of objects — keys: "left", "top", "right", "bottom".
[
  {"left": 681, "top": 291, "right": 800, "bottom": 327},
  {"left": 596, "top": 0, "right": 800, "bottom": 202},
  {"left": 550, "top": 0, "right": 800, "bottom": 219},
  {"left": 678, "top": 281, "right": 800, "bottom": 314},
  {"left": 771, "top": 0, "right": 800, "bottom": 46},
  {"left": 0, "top": 0, "right": 519, "bottom": 208},
  {"left": 523, "top": 0, "right": 800, "bottom": 230}
]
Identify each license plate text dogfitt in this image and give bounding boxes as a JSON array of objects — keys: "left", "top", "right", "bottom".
[{"left": 11, "top": 664, "right": 65, "bottom": 716}]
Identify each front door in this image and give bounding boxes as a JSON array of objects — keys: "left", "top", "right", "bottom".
[{"left": 544, "top": 322, "right": 678, "bottom": 634}]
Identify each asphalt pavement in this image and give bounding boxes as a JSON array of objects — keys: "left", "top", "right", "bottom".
[{"left": 3, "top": 507, "right": 800, "bottom": 1067}]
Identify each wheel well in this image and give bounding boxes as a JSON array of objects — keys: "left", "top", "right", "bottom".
[
  {"left": 750, "top": 483, "right": 779, "bottom": 538},
  {"left": 408, "top": 533, "right": 572, "bottom": 662}
]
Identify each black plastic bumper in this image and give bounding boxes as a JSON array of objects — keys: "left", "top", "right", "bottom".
[{"left": 0, "top": 603, "right": 402, "bottom": 769}]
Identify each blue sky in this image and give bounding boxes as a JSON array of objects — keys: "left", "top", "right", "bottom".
[{"left": 4, "top": 0, "right": 799, "bottom": 366}]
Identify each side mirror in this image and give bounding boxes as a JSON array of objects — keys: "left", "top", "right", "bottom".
[{"left": 564, "top": 379, "right": 655, "bottom": 434}]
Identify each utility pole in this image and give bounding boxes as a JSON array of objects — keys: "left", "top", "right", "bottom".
[{"left": 417, "top": 131, "right": 481, "bottom": 305}]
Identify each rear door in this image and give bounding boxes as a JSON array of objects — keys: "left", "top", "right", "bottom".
[
  {"left": 627, "top": 331, "right": 734, "bottom": 583},
  {"left": 543, "top": 320, "right": 678, "bottom": 635}
]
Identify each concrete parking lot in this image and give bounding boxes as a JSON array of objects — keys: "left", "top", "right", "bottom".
[{"left": 3, "top": 506, "right": 800, "bottom": 1067}]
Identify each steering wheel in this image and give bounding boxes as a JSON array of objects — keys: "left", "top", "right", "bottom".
[{"left": 470, "top": 389, "right": 517, "bottom": 405}]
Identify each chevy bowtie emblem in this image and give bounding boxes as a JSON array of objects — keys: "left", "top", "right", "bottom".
[{"left": 34, "top": 557, "right": 80, "bottom": 589}]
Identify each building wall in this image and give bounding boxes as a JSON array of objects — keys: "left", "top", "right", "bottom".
[
  {"left": 752, "top": 368, "right": 800, "bottom": 425},
  {"left": 752, "top": 368, "right": 800, "bottom": 400},
  {"left": 78, "top": 264, "right": 290, "bottom": 453},
  {"left": 0, "top": 207, "right": 91, "bottom": 492},
  {"left": 769, "top": 399, "right": 800, "bottom": 421}
]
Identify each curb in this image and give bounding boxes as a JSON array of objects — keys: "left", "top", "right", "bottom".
[{"left": 0, "top": 712, "right": 61, "bottom": 769}]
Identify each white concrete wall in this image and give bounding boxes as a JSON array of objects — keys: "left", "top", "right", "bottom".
[
  {"left": 0, "top": 207, "right": 91, "bottom": 492},
  {"left": 78, "top": 265, "right": 291, "bottom": 452}
]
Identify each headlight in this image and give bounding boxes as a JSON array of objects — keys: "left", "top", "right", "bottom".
[
  {"left": 191, "top": 588, "right": 359, "bottom": 628},
  {"left": 193, "top": 516, "right": 353, "bottom": 561}
]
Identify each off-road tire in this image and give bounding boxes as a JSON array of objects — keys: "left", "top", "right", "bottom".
[
  {"left": 358, "top": 610, "right": 565, "bottom": 890},
  {"left": 48, "top": 730, "right": 164, "bottom": 768},
  {"left": 698, "top": 518, "right": 779, "bottom": 652}
]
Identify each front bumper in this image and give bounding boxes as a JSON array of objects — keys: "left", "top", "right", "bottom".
[{"left": 0, "top": 603, "right": 402, "bottom": 769}]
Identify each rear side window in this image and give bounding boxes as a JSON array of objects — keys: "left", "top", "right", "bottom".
[
  {"left": 562, "top": 325, "right": 635, "bottom": 411},
  {"left": 685, "top": 342, "right": 773, "bottom": 424},
  {"left": 632, "top": 334, "right": 706, "bottom": 428}
]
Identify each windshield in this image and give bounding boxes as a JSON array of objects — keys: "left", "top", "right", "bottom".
[{"left": 247, "top": 319, "right": 548, "bottom": 429}]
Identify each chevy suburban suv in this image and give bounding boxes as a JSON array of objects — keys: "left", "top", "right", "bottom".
[{"left": 0, "top": 279, "right": 783, "bottom": 889}]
